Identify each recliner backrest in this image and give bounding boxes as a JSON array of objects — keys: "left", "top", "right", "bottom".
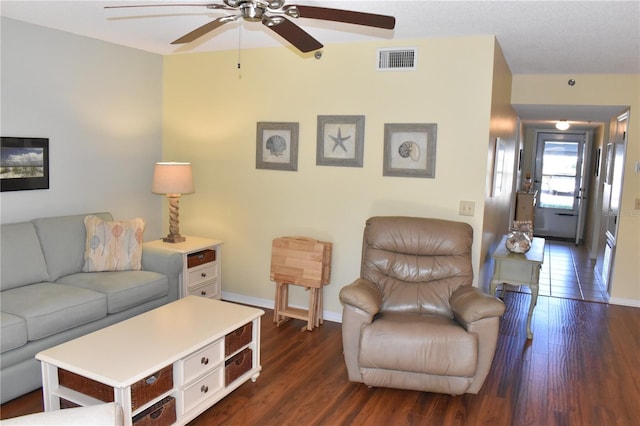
[{"left": 361, "top": 216, "right": 473, "bottom": 316}]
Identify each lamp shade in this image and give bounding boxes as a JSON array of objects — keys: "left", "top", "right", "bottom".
[{"left": 152, "top": 162, "right": 195, "bottom": 195}]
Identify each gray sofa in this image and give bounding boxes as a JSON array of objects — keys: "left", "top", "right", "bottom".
[{"left": 0, "top": 212, "right": 183, "bottom": 403}]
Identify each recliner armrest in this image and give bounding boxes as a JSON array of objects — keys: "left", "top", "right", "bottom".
[
  {"left": 339, "top": 278, "right": 383, "bottom": 316},
  {"left": 450, "top": 286, "right": 505, "bottom": 326}
]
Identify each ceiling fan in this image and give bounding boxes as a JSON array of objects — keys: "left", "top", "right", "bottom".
[{"left": 106, "top": 0, "right": 396, "bottom": 53}]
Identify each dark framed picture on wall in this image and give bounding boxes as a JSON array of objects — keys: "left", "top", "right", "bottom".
[
  {"left": 383, "top": 123, "right": 437, "bottom": 178},
  {"left": 1, "top": 137, "right": 50, "bottom": 192},
  {"left": 316, "top": 115, "right": 365, "bottom": 167},
  {"left": 256, "top": 122, "right": 299, "bottom": 171}
]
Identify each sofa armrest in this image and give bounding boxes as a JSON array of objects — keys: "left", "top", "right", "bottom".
[
  {"left": 142, "top": 246, "right": 183, "bottom": 302},
  {"left": 450, "top": 285, "right": 505, "bottom": 327},
  {"left": 339, "top": 278, "right": 383, "bottom": 316}
]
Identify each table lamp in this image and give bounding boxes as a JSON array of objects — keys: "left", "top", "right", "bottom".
[{"left": 152, "top": 162, "right": 194, "bottom": 243}]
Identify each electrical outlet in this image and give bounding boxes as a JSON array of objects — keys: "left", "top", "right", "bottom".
[{"left": 459, "top": 201, "right": 475, "bottom": 216}]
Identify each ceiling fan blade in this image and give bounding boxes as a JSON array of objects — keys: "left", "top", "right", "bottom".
[
  {"left": 105, "top": 4, "right": 229, "bottom": 10},
  {"left": 288, "top": 5, "right": 395, "bottom": 30},
  {"left": 263, "top": 17, "right": 323, "bottom": 53},
  {"left": 171, "top": 17, "right": 231, "bottom": 44}
]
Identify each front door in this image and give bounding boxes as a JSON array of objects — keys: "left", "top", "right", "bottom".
[{"left": 533, "top": 131, "right": 587, "bottom": 239}]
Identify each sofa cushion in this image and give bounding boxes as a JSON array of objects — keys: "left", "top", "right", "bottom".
[
  {"left": 56, "top": 271, "right": 169, "bottom": 314},
  {"left": 0, "top": 312, "right": 28, "bottom": 353},
  {"left": 0, "top": 222, "right": 50, "bottom": 291},
  {"left": 83, "top": 215, "right": 145, "bottom": 272},
  {"left": 32, "top": 213, "right": 113, "bottom": 281},
  {"left": 359, "top": 312, "right": 478, "bottom": 377},
  {"left": 1, "top": 283, "right": 107, "bottom": 341}
]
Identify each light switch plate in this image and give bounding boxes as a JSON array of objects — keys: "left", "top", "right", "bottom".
[{"left": 459, "top": 201, "right": 475, "bottom": 216}]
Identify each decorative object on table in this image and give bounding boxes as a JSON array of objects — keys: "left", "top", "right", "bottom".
[
  {"left": 505, "top": 229, "right": 532, "bottom": 253},
  {"left": 522, "top": 171, "right": 533, "bottom": 192},
  {"left": 256, "top": 122, "right": 299, "bottom": 171},
  {"left": 512, "top": 220, "right": 533, "bottom": 239},
  {"left": 1, "top": 137, "right": 49, "bottom": 192},
  {"left": 152, "top": 162, "right": 194, "bottom": 243},
  {"left": 383, "top": 123, "right": 437, "bottom": 178},
  {"left": 270, "top": 236, "right": 332, "bottom": 332},
  {"left": 316, "top": 115, "right": 365, "bottom": 167}
]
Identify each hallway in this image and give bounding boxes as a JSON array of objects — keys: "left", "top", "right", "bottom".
[
  {"left": 503, "top": 239, "right": 609, "bottom": 303},
  {"left": 539, "top": 239, "right": 608, "bottom": 303}
]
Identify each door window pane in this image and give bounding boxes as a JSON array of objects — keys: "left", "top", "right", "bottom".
[{"left": 540, "top": 141, "right": 578, "bottom": 209}]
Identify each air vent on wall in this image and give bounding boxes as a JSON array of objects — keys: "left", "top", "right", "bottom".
[{"left": 377, "top": 48, "right": 417, "bottom": 71}]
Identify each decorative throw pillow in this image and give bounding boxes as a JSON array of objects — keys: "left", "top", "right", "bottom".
[{"left": 83, "top": 215, "right": 146, "bottom": 272}]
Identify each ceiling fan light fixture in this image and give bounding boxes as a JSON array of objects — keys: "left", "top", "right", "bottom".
[
  {"left": 555, "top": 120, "right": 570, "bottom": 130},
  {"left": 240, "top": 3, "right": 266, "bottom": 21}
]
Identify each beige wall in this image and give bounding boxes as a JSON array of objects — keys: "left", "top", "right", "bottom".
[
  {"left": 480, "top": 40, "right": 518, "bottom": 290},
  {"left": 512, "top": 74, "right": 640, "bottom": 305},
  {"left": 163, "top": 36, "right": 502, "bottom": 317}
]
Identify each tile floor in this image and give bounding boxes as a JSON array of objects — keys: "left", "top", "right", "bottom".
[
  {"left": 504, "top": 239, "right": 609, "bottom": 303},
  {"left": 538, "top": 239, "right": 608, "bottom": 303}
]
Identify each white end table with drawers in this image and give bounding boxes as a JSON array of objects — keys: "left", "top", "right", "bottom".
[
  {"left": 144, "top": 236, "right": 223, "bottom": 300},
  {"left": 36, "top": 296, "right": 264, "bottom": 426}
]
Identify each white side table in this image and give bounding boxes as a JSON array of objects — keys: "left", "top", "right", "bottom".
[
  {"left": 144, "top": 236, "right": 223, "bottom": 299},
  {"left": 490, "top": 236, "right": 545, "bottom": 339}
]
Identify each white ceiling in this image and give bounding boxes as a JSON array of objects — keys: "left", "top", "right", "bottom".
[{"left": 2, "top": 0, "right": 639, "bottom": 125}]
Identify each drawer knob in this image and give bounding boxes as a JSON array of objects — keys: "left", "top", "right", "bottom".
[
  {"left": 201, "top": 385, "right": 209, "bottom": 393},
  {"left": 201, "top": 357, "right": 209, "bottom": 365},
  {"left": 201, "top": 272, "right": 207, "bottom": 277},
  {"left": 201, "top": 290, "right": 207, "bottom": 296},
  {"left": 145, "top": 375, "right": 157, "bottom": 385}
]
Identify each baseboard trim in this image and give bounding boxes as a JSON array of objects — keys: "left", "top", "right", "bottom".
[
  {"left": 221, "top": 291, "right": 343, "bottom": 323},
  {"left": 607, "top": 297, "right": 640, "bottom": 308}
]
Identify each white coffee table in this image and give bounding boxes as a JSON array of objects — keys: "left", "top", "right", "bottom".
[{"left": 36, "top": 296, "right": 264, "bottom": 426}]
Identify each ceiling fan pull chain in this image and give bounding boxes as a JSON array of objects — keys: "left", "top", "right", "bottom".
[{"left": 237, "top": 22, "right": 242, "bottom": 70}]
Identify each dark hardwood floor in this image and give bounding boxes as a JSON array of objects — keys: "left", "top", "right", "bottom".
[{"left": 2, "top": 292, "right": 639, "bottom": 425}]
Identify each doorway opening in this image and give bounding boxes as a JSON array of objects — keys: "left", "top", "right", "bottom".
[{"left": 533, "top": 131, "right": 588, "bottom": 242}]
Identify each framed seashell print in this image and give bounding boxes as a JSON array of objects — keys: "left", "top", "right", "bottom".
[
  {"left": 383, "top": 123, "right": 437, "bottom": 178},
  {"left": 256, "top": 122, "right": 299, "bottom": 171}
]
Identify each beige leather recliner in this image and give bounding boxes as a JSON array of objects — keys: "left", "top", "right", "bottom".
[{"left": 339, "top": 217, "right": 505, "bottom": 395}]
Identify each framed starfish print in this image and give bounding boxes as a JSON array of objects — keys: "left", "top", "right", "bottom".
[{"left": 316, "top": 115, "right": 365, "bottom": 167}]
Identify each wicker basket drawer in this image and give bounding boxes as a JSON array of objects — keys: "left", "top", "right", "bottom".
[
  {"left": 180, "top": 339, "right": 224, "bottom": 384},
  {"left": 225, "top": 322, "right": 252, "bottom": 356},
  {"left": 132, "top": 396, "right": 176, "bottom": 426},
  {"left": 182, "top": 367, "right": 224, "bottom": 414},
  {"left": 131, "top": 365, "right": 173, "bottom": 411},
  {"left": 59, "top": 398, "right": 81, "bottom": 409},
  {"left": 187, "top": 249, "right": 216, "bottom": 268},
  {"left": 188, "top": 263, "right": 217, "bottom": 287},
  {"left": 58, "top": 369, "right": 114, "bottom": 403},
  {"left": 187, "top": 280, "right": 219, "bottom": 299},
  {"left": 225, "top": 348, "right": 252, "bottom": 386}
]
